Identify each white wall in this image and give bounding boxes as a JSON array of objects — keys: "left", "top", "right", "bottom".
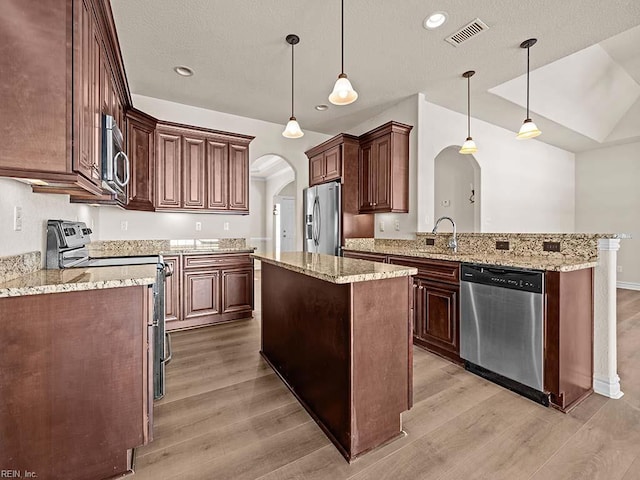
[
  {"left": 434, "top": 147, "right": 477, "bottom": 233},
  {"left": 98, "top": 95, "right": 330, "bottom": 247},
  {"left": 575, "top": 142, "right": 640, "bottom": 285},
  {"left": 0, "top": 178, "right": 98, "bottom": 259},
  {"left": 347, "top": 95, "right": 419, "bottom": 239},
  {"left": 263, "top": 168, "right": 295, "bottom": 254},
  {"left": 418, "top": 95, "right": 576, "bottom": 233}
]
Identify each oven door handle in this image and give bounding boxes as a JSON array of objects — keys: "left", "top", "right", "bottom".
[{"left": 162, "top": 333, "right": 172, "bottom": 365}]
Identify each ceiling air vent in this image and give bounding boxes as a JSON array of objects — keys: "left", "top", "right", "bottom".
[{"left": 445, "top": 18, "right": 489, "bottom": 47}]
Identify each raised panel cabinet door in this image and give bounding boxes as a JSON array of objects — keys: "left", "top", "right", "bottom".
[
  {"left": 373, "top": 135, "right": 391, "bottom": 211},
  {"left": 125, "top": 111, "right": 156, "bottom": 211},
  {"left": 182, "top": 136, "right": 206, "bottom": 209},
  {"left": 155, "top": 131, "right": 182, "bottom": 208},
  {"left": 323, "top": 145, "right": 342, "bottom": 182},
  {"left": 221, "top": 268, "right": 254, "bottom": 314},
  {"left": 206, "top": 139, "right": 228, "bottom": 210},
  {"left": 163, "top": 256, "right": 180, "bottom": 324},
  {"left": 421, "top": 281, "right": 459, "bottom": 354},
  {"left": 228, "top": 143, "right": 249, "bottom": 212},
  {"left": 184, "top": 271, "right": 221, "bottom": 319},
  {"left": 309, "top": 153, "right": 325, "bottom": 186},
  {"left": 358, "top": 140, "right": 374, "bottom": 211}
]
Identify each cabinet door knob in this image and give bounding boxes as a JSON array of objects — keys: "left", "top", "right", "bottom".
[{"left": 418, "top": 286, "right": 424, "bottom": 290}]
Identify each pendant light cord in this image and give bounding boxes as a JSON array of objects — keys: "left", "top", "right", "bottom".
[
  {"left": 467, "top": 75, "right": 471, "bottom": 137},
  {"left": 341, "top": 0, "right": 344, "bottom": 74},
  {"left": 291, "top": 42, "right": 295, "bottom": 118},
  {"left": 526, "top": 45, "right": 530, "bottom": 118}
]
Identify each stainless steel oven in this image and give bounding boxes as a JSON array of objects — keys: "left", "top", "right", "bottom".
[
  {"left": 45, "top": 219, "right": 171, "bottom": 400},
  {"left": 102, "top": 114, "right": 130, "bottom": 201}
]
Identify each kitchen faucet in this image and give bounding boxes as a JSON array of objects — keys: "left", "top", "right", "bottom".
[{"left": 432, "top": 216, "right": 458, "bottom": 253}]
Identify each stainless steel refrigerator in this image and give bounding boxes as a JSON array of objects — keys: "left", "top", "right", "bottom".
[{"left": 304, "top": 181, "right": 342, "bottom": 256}]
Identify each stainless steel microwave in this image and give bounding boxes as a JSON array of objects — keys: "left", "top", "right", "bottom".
[{"left": 102, "top": 114, "right": 130, "bottom": 197}]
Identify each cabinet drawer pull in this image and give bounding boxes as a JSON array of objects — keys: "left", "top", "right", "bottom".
[{"left": 418, "top": 286, "right": 424, "bottom": 290}]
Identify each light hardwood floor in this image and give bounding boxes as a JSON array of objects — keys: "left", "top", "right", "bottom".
[{"left": 132, "top": 281, "right": 640, "bottom": 480}]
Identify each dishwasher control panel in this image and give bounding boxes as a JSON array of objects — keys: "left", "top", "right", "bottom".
[{"left": 461, "top": 264, "right": 544, "bottom": 294}]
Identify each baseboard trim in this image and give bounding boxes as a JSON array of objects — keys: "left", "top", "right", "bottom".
[
  {"left": 617, "top": 281, "right": 640, "bottom": 291},
  {"left": 593, "top": 375, "right": 624, "bottom": 399}
]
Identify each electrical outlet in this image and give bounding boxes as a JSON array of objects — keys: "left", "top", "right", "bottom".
[
  {"left": 425, "top": 238, "right": 435, "bottom": 246},
  {"left": 120, "top": 220, "right": 128, "bottom": 231},
  {"left": 441, "top": 200, "right": 451, "bottom": 207},
  {"left": 195, "top": 222, "right": 202, "bottom": 231},
  {"left": 394, "top": 220, "right": 400, "bottom": 231},
  {"left": 379, "top": 220, "right": 385, "bottom": 232},
  {"left": 617, "top": 266, "right": 623, "bottom": 273},
  {"left": 223, "top": 222, "right": 229, "bottom": 231},
  {"left": 13, "top": 206, "right": 22, "bottom": 231},
  {"left": 543, "top": 241, "right": 561, "bottom": 252},
  {"left": 496, "top": 241, "right": 510, "bottom": 251}
]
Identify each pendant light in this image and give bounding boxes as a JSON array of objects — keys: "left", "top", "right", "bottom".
[
  {"left": 282, "top": 34, "right": 304, "bottom": 138},
  {"left": 328, "top": 0, "right": 358, "bottom": 105},
  {"left": 459, "top": 70, "right": 477, "bottom": 154},
  {"left": 516, "top": 38, "right": 542, "bottom": 140}
]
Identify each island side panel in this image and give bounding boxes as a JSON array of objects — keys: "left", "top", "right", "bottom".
[
  {"left": 260, "top": 262, "right": 352, "bottom": 455},
  {"left": 0, "top": 286, "right": 147, "bottom": 479},
  {"left": 351, "top": 276, "right": 411, "bottom": 456}
]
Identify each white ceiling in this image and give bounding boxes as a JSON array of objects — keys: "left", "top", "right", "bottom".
[
  {"left": 110, "top": 0, "right": 640, "bottom": 153},
  {"left": 250, "top": 154, "right": 291, "bottom": 180}
]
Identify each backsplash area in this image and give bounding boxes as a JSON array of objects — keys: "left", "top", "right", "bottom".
[
  {"left": 88, "top": 238, "right": 249, "bottom": 256},
  {"left": 346, "top": 233, "right": 628, "bottom": 260},
  {"left": 0, "top": 251, "right": 41, "bottom": 283}
]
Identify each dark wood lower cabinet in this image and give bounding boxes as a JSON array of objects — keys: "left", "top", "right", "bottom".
[
  {"left": 166, "top": 252, "right": 254, "bottom": 331},
  {"left": 413, "top": 278, "right": 460, "bottom": 363},
  {"left": 0, "top": 286, "right": 151, "bottom": 480}
]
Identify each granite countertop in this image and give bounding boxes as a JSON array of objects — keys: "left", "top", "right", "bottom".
[
  {"left": 0, "top": 265, "right": 157, "bottom": 298},
  {"left": 89, "top": 246, "right": 256, "bottom": 258},
  {"left": 253, "top": 252, "right": 418, "bottom": 284},
  {"left": 87, "top": 239, "right": 255, "bottom": 258},
  {"left": 343, "top": 247, "right": 596, "bottom": 272}
]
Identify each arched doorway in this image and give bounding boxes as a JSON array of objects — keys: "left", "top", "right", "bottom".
[
  {"left": 433, "top": 146, "right": 481, "bottom": 232},
  {"left": 250, "top": 154, "right": 296, "bottom": 255}
]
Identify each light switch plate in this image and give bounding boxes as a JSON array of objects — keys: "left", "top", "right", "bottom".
[
  {"left": 195, "top": 222, "right": 202, "bottom": 231},
  {"left": 379, "top": 220, "right": 385, "bottom": 232},
  {"left": 13, "top": 206, "right": 22, "bottom": 231},
  {"left": 223, "top": 222, "right": 229, "bottom": 231}
]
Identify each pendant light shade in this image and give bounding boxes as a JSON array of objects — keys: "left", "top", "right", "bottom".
[
  {"left": 282, "top": 34, "right": 304, "bottom": 139},
  {"left": 329, "top": 0, "right": 358, "bottom": 105},
  {"left": 283, "top": 117, "right": 304, "bottom": 138},
  {"left": 459, "top": 70, "right": 477, "bottom": 155},
  {"left": 516, "top": 38, "right": 541, "bottom": 140}
]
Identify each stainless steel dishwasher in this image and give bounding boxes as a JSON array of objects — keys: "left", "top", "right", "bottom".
[{"left": 460, "top": 263, "right": 548, "bottom": 405}]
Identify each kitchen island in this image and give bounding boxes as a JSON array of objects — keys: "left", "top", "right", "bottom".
[{"left": 254, "top": 252, "right": 417, "bottom": 462}]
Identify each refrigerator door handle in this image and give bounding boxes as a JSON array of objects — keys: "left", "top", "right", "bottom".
[
  {"left": 313, "top": 196, "right": 320, "bottom": 246},
  {"left": 316, "top": 197, "right": 321, "bottom": 247}
]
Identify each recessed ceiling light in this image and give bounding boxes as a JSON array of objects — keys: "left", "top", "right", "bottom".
[
  {"left": 315, "top": 104, "right": 329, "bottom": 111},
  {"left": 174, "top": 66, "right": 194, "bottom": 77},
  {"left": 424, "top": 11, "right": 448, "bottom": 30}
]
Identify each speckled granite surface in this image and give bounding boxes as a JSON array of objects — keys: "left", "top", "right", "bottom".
[
  {"left": 253, "top": 252, "right": 417, "bottom": 284},
  {"left": 88, "top": 238, "right": 254, "bottom": 257},
  {"left": 0, "top": 264, "right": 157, "bottom": 298},
  {"left": 0, "top": 251, "right": 41, "bottom": 283},
  {"left": 343, "top": 234, "right": 609, "bottom": 272}
]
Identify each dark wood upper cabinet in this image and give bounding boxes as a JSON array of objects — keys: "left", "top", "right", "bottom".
[
  {"left": 182, "top": 136, "right": 207, "bottom": 209},
  {"left": 228, "top": 142, "right": 249, "bottom": 212},
  {"left": 154, "top": 122, "right": 253, "bottom": 213},
  {"left": 307, "top": 143, "right": 343, "bottom": 187},
  {"left": 155, "top": 130, "right": 182, "bottom": 209},
  {"left": 207, "top": 140, "right": 229, "bottom": 210},
  {"left": 358, "top": 121, "right": 412, "bottom": 213},
  {"left": 125, "top": 108, "right": 156, "bottom": 211},
  {"left": 0, "top": 0, "right": 130, "bottom": 197},
  {"left": 305, "top": 134, "right": 374, "bottom": 243}
]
